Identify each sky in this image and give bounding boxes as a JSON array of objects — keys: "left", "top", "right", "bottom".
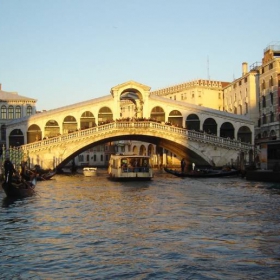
[{"left": 0, "top": 0, "right": 279, "bottom": 111}]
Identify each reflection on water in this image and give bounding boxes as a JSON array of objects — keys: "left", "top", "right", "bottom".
[{"left": 1, "top": 172, "right": 280, "bottom": 279}]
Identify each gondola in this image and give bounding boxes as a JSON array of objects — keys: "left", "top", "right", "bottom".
[
  {"left": 2, "top": 178, "right": 37, "bottom": 198},
  {"left": 39, "top": 170, "right": 56, "bottom": 180},
  {"left": 164, "top": 167, "right": 240, "bottom": 178}
]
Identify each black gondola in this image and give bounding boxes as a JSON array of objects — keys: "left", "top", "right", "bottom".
[
  {"left": 164, "top": 167, "right": 240, "bottom": 178},
  {"left": 2, "top": 178, "right": 36, "bottom": 198}
]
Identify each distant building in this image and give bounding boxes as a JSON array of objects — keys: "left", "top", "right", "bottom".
[
  {"left": 151, "top": 79, "right": 229, "bottom": 111},
  {"left": 0, "top": 84, "right": 37, "bottom": 147}
]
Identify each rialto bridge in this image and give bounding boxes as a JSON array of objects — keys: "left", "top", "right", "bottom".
[{"left": 5, "top": 81, "right": 255, "bottom": 170}]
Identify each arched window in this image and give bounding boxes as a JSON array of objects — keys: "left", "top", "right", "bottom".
[
  {"left": 270, "top": 111, "right": 274, "bottom": 123},
  {"left": 1, "top": 106, "right": 7, "bottom": 119},
  {"left": 15, "top": 106, "right": 21, "bottom": 119},
  {"left": 262, "top": 114, "right": 267, "bottom": 124},
  {"left": 8, "top": 106, "right": 14, "bottom": 119},
  {"left": 269, "top": 76, "right": 274, "bottom": 87},
  {"left": 27, "top": 105, "right": 33, "bottom": 116},
  {"left": 262, "top": 96, "right": 266, "bottom": 108},
  {"left": 270, "top": 92, "right": 273, "bottom": 105}
]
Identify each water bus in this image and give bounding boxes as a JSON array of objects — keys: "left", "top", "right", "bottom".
[{"left": 108, "top": 154, "right": 153, "bottom": 181}]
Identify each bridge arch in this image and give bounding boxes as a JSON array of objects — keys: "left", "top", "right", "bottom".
[
  {"left": 45, "top": 120, "right": 60, "bottom": 139},
  {"left": 63, "top": 115, "right": 77, "bottom": 134},
  {"left": 186, "top": 114, "right": 200, "bottom": 131},
  {"left": 98, "top": 106, "right": 113, "bottom": 124},
  {"left": 27, "top": 124, "right": 42, "bottom": 143},
  {"left": 237, "top": 126, "right": 252, "bottom": 143},
  {"left": 167, "top": 110, "right": 183, "bottom": 127},
  {"left": 220, "top": 122, "right": 235, "bottom": 139},
  {"left": 151, "top": 106, "right": 165, "bottom": 122},
  {"left": 80, "top": 111, "right": 96, "bottom": 129},
  {"left": 203, "top": 118, "right": 217, "bottom": 135}
]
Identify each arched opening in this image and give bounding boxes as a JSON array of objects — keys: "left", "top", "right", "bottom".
[
  {"left": 269, "top": 130, "right": 277, "bottom": 140},
  {"left": 186, "top": 114, "right": 200, "bottom": 131},
  {"left": 237, "top": 126, "right": 252, "bottom": 143},
  {"left": 45, "top": 120, "right": 60, "bottom": 138},
  {"left": 132, "top": 145, "right": 138, "bottom": 155},
  {"left": 63, "top": 116, "right": 78, "bottom": 134},
  {"left": 167, "top": 110, "right": 183, "bottom": 127},
  {"left": 220, "top": 122, "right": 235, "bottom": 139},
  {"left": 98, "top": 107, "right": 113, "bottom": 125},
  {"left": 27, "top": 124, "right": 42, "bottom": 143},
  {"left": 139, "top": 145, "right": 146, "bottom": 155},
  {"left": 147, "top": 144, "right": 155, "bottom": 156},
  {"left": 150, "top": 106, "right": 165, "bottom": 122},
  {"left": 9, "top": 129, "right": 24, "bottom": 147},
  {"left": 203, "top": 118, "right": 217, "bottom": 135},
  {"left": 120, "top": 89, "right": 143, "bottom": 119},
  {"left": 80, "top": 111, "right": 96, "bottom": 129}
]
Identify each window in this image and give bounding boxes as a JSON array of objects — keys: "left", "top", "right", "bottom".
[
  {"left": 262, "top": 80, "right": 266, "bottom": 90},
  {"left": 8, "top": 106, "right": 14, "bottom": 119},
  {"left": 15, "top": 106, "right": 21, "bottom": 118},
  {"left": 269, "top": 76, "right": 274, "bottom": 87},
  {"left": 101, "top": 155, "right": 103, "bottom": 161},
  {"left": 245, "top": 103, "right": 248, "bottom": 114},
  {"left": 263, "top": 113, "right": 267, "bottom": 124},
  {"left": 270, "top": 92, "right": 273, "bottom": 105},
  {"left": 270, "top": 112, "right": 274, "bottom": 123},
  {"left": 269, "top": 63, "right": 273, "bottom": 70},
  {"left": 262, "top": 96, "right": 266, "bottom": 108},
  {"left": 1, "top": 106, "right": 7, "bottom": 119},
  {"left": 27, "top": 106, "right": 32, "bottom": 116}
]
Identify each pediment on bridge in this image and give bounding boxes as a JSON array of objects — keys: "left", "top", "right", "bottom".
[{"left": 111, "top": 80, "right": 151, "bottom": 95}]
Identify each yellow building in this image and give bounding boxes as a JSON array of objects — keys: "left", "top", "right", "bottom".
[{"left": 151, "top": 79, "right": 229, "bottom": 111}]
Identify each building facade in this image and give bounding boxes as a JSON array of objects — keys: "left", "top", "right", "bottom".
[{"left": 0, "top": 84, "right": 37, "bottom": 148}]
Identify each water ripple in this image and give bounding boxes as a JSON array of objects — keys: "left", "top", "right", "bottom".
[{"left": 0, "top": 173, "right": 280, "bottom": 279}]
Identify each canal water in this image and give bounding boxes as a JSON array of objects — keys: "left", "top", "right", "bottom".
[{"left": 1, "top": 170, "right": 280, "bottom": 280}]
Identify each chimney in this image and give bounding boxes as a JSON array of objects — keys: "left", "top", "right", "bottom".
[
  {"left": 242, "top": 62, "right": 248, "bottom": 76},
  {"left": 0, "top": 83, "right": 2, "bottom": 90}
]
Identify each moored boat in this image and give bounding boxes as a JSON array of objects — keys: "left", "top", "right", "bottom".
[
  {"left": 108, "top": 154, "right": 153, "bottom": 181},
  {"left": 83, "top": 167, "right": 97, "bottom": 177},
  {"left": 164, "top": 167, "right": 240, "bottom": 178}
]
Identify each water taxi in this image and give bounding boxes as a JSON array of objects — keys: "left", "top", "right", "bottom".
[
  {"left": 108, "top": 154, "right": 153, "bottom": 181},
  {"left": 83, "top": 167, "right": 97, "bottom": 177}
]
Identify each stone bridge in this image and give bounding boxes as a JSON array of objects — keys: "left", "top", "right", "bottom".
[{"left": 18, "top": 121, "right": 253, "bottom": 170}]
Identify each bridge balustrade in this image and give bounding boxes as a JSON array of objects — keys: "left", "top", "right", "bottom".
[{"left": 19, "top": 121, "right": 253, "bottom": 153}]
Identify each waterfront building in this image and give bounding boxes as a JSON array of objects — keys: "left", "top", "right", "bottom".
[
  {"left": 256, "top": 43, "right": 280, "bottom": 169},
  {"left": 0, "top": 84, "right": 37, "bottom": 147}
]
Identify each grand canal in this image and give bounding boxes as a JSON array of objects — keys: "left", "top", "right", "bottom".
[{"left": 1, "top": 170, "right": 280, "bottom": 279}]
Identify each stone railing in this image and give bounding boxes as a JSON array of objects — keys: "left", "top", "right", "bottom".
[{"left": 19, "top": 121, "right": 253, "bottom": 153}]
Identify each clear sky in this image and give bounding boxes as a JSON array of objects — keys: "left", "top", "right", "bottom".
[{"left": 0, "top": 0, "right": 279, "bottom": 111}]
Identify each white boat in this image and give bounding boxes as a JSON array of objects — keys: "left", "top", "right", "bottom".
[
  {"left": 83, "top": 167, "right": 97, "bottom": 177},
  {"left": 108, "top": 154, "right": 153, "bottom": 181}
]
